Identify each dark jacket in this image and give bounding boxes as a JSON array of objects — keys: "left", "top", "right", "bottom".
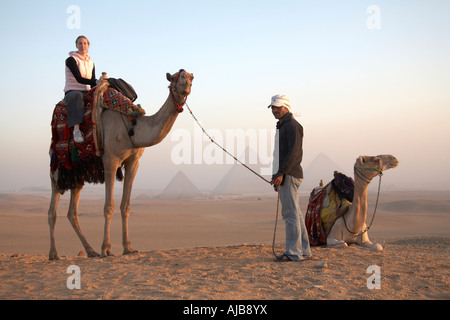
[{"left": 272, "top": 112, "right": 303, "bottom": 180}]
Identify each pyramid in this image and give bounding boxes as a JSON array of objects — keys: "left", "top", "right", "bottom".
[
  {"left": 212, "top": 147, "right": 272, "bottom": 195},
  {"left": 301, "top": 153, "right": 344, "bottom": 190},
  {"left": 158, "top": 170, "right": 203, "bottom": 199},
  {"left": 212, "top": 165, "right": 273, "bottom": 195}
]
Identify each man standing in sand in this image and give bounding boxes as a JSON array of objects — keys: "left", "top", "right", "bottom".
[{"left": 269, "top": 94, "right": 311, "bottom": 261}]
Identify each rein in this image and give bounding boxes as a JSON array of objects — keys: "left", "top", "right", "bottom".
[
  {"left": 183, "top": 100, "right": 279, "bottom": 257},
  {"left": 354, "top": 166, "right": 382, "bottom": 184},
  {"left": 342, "top": 166, "right": 383, "bottom": 238},
  {"left": 185, "top": 102, "right": 271, "bottom": 185},
  {"left": 120, "top": 69, "right": 189, "bottom": 147},
  {"left": 272, "top": 189, "right": 281, "bottom": 258}
]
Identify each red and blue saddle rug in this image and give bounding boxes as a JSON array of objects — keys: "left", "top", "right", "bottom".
[
  {"left": 305, "top": 186, "right": 328, "bottom": 246},
  {"left": 305, "top": 172, "right": 354, "bottom": 246},
  {"left": 50, "top": 87, "right": 145, "bottom": 193}
]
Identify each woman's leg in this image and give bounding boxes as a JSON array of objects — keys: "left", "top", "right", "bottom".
[{"left": 64, "top": 91, "right": 86, "bottom": 143}]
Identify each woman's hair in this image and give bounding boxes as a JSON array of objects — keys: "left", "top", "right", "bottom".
[{"left": 75, "top": 35, "right": 90, "bottom": 45}]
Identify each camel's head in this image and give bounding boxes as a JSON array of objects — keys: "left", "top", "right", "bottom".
[
  {"left": 377, "top": 154, "right": 399, "bottom": 171},
  {"left": 167, "top": 69, "right": 194, "bottom": 97},
  {"left": 354, "top": 155, "right": 399, "bottom": 182}
]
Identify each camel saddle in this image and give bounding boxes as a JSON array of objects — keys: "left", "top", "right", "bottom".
[
  {"left": 305, "top": 172, "right": 354, "bottom": 245},
  {"left": 91, "top": 81, "right": 145, "bottom": 155},
  {"left": 50, "top": 83, "right": 145, "bottom": 193}
]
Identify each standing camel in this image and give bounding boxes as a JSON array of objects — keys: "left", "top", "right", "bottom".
[
  {"left": 48, "top": 70, "right": 194, "bottom": 260},
  {"left": 326, "top": 155, "right": 398, "bottom": 250}
]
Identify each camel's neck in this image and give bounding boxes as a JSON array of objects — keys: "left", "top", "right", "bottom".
[
  {"left": 131, "top": 94, "right": 181, "bottom": 148},
  {"left": 348, "top": 171, "right": 370, "bottom": 232}
]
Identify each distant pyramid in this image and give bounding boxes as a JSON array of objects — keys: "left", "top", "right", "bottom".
[
  {"left": 302, "top": 153, "right": 343, "bottom": 190},
  {"left": 212, "top": 147, "right": 272, "bottom": 195},
  {"left": 135, "top": 190, "right": 159, "bottom": 200},
  {"left": 158, "top": 170, "right": 203, "bottom": 199},
  {"left": 212, "top": 165, "right": 272, "bottom": 195}
]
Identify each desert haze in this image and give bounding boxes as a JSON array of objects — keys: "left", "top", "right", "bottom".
[{"left": 0, "top": 189, "right": 449, "bottom": 300}]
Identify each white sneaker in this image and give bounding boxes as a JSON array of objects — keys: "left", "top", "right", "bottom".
[{"left": 74, "top": 130, "right": 84, "bottom": 143}]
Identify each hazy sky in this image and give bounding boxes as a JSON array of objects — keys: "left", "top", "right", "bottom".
[{"left": 0, "top": 0, "right": 449, "bottom": 192}]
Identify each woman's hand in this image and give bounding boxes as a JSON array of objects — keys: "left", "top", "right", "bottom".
[{"left": 96, "top": 72, "right": 108, "bottom": 85}]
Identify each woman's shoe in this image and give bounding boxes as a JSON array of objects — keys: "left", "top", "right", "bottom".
[{"left": 74, "top": 130, "right": 84, "bottom": 143}]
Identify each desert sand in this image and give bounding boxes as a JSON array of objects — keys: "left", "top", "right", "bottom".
[{"left": 0, "top": 189, "right": 449, "bottom": 301}]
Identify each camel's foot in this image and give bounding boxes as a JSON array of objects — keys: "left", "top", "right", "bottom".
[
  {"left": 100, "top": 250, "right": 116, "bottom": 258},
  {"left": 101, "top": 241, "right": 113, "bottom": 257},
  {"left": 327, "top": 240, "right": 348, "bottom": 248},
  {"left": 123, "top": 248, "right": 138, "bottom": 255},
  {"left": 369, "top": 243, "right": 383, "bottom": 251},
  {"left": 49, "top": 250, "right": 59, "bottom": 261},
  {"left": 86, "top": 249, "right": 101, "bottom": 258},
  {"left": 358, "top": 241, "right": 383, "bottom": 251}
]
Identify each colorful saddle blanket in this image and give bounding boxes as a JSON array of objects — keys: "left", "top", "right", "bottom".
[
  {"left": 50, "top": 86, "right": 145, "bottom": 193},
  {"left": 320, "top": 188, "right": 352, "bottom": 232},
  {"left": 305, "top": 186, "right": 328, "bottom": 246},
  {"left": 305, "top": 174, "right": 353, "bottom": 246},
  {"left": 102, "top": 87, "right": 145, "bottom": 120}
]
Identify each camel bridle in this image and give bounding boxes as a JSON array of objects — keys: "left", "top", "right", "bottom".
[
  {"left": 342, "top": 166, "right": 384, "bottom": 238},
  {"left": 354, "top": 165, "right": 383, "bottom": 185},
  {"left": 169, "top": 69, "right": 190, "bottom": 113}
]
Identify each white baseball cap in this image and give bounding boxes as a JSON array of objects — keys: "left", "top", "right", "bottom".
[{"left": 268, "top": 94, "right": 291, "bottom": 110}]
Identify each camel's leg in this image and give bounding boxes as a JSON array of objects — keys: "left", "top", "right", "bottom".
[
  {"left": 48, "top": 178, "right": 61, "bottom": 260},
  {"left": 358, "top": 225, "right": 383, "bottom": 251},
  {"left": 326, "top": 219, "right": 348, "bottom": 248},
  {"left": 120, "top": 160, "right": 139, "bottom": 255},
  {"left": 326, "top": 238, "right": 348, "bottom": 248},
  {"left": 67, "top": 186, "right": 100, "bottom": 257},
  {"left": 101, "top": 166, "right": 116, "bottom": 257}
]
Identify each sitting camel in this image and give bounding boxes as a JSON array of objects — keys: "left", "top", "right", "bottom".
[
  {"left": 48, "top": 70, "right": 193, "bottom": 260},
  {"left": 307, "top": 155, "right": 398, "bottom": 251}
]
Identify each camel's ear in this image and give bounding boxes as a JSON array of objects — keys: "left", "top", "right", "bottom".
[{"left": 166, "top": 73, "right": 172, "bottom": 82}]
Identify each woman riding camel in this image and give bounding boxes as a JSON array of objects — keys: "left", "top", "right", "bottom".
[{"left": 63, "top": 35, "right": 107, "bottom": 143}]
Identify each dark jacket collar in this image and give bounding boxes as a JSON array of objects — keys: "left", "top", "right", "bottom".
[{"left": 276, "top": 112, "right": 293, "bottom": 129}]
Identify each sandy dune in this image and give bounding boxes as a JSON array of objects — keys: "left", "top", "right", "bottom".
[{"left": 0, "top": 190, "right": 449, "bottom": 300}]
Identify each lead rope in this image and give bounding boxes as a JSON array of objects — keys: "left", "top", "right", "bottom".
[
  {"left": 184, "top": 102, "right": 282, "bottom": 258},
  {"left": 185, "top": 102, "right": 271, "bottom": 185},
  {"left": 272, "top": 189, "right": 281, "bottom": 258},
  {"left": 342, "top": 172, "right": 383, "bottom": 238}
]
